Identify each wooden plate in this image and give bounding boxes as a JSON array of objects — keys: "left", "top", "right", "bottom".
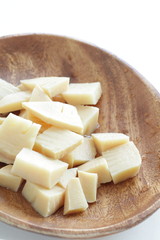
[{"left": 0, "top": 34, "right": 159, "bottom": 239}]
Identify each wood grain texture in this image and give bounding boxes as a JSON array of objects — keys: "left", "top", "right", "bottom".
[{"left": 0, "top": 34, "right": 159, "bottom": 239}]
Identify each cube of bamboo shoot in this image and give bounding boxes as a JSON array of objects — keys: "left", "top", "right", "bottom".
[
  {"left": 78, "top": 171, "right": 98, "bottom": 203},
  {"left": 62, "top": 137, "right": 96, "bottom": 168},
  {"left": 0, "top": 91, "right": 31, "bottom": 113},
  {"left": 11, "top": 148, "right": 68, "bottom": 189},
  {"left": 62, "top": 82, "right": 102, "bottom": 105},
  {"left": 22, "top": 181, "right": 65, "bottom": 217},
  {"left": 76, "top": 105, "right": 99, "bottom": 135},
  {"left": 92, "top": 133, "right": 129, "bottom": 154},
  {"left": 0, "top": 165, "right": 23, "bottom": 192},
  {"left": 102, "top": 141, "right": 142, "bottom": 184},
  {"left": 30, "top": 85, "right": 52, "bottom": 102},
  {"left": 0, "top": 113, "right": 41, "bottom": 164},
  {"left": 58, "top": 168, "right": 77, "bottom": 189},
  {"left": 22, "top": 101, "right": 83, "bottom": 134},
  {"left": 34, "top": 126, "right": 83, "bottom": 159},
  {"left": 63, "top": 178, "right": 88, "bottom": 215},
  {"left": 78, "top": 156, "right": 112, "bottom": 185}
]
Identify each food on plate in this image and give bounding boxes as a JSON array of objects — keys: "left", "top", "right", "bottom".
[
  {"left": 76, "top": 105, "right": 99, "bottom": 135},
  {"left": 20, "top": 76, "right": 70, "bottom": 98},
  {"left": 78, "top": 171, "right": 98, "bottom": 203},
  {"left": 11, "top": 148, "right": 68, "bottom": 189},
  {"left": 63, "top": 178, "right": 88, "bottom": 215},
  {"left": 78, "top": 156, "right": 112, "bottom": 186},
  {"left": 22, "top": 101, "right": 83, "bottom": 134},
  {"left": 29, "top": 85, "right": 52, "bottom": 102},
  {"left": 0, "top": 91, "right": 31, "bottom": 113},
  {"left": 0, "top": 165, "right": 23, "bottom": 192},
  {"left": 22, "top": 181, "right": 65, "bottom": 217},
  {"left": 92, "top": 132, "right": 129, "bottom": 154},
  {"left": 0, "top": 113, "right": 40, "bottom": 164},
  {"left": 62, "top": 82, "right": 102, "bottom": 105},
  {"left": 34, "top": 126, "right": 83, "bottom": 159},
  {"left": 62, "top": 137, "right": 96, "bottom": 168},
  {"left": 102, "top": 141, "right": 142, "bottom": 184},
  {"left": 0, "top": 76, "right": 142, "bottom": 217},
  {"left": 58, "top": 168, "right": 77, "bottom": 189}
]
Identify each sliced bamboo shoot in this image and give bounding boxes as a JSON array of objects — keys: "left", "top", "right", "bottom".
[
  {"left": 63, "top": 178, "right": 88, "bottom": 215},
  {"left": 0, "top": 113, "right": 41, "bottom": 164},
  {"left": 0, "top": 165, "right": 23, "bottom": 192},
  {"left": 0, "top": 91, "right": 31, "bottom": 113},
  {"left": 78, "top": 156, "right": 112, "bottom": 185},
  {"left": 11, "top": 148, "right": 68, "bottom": 189},
  {"left": 62, "top": 82, "right": 102, "bottom": 105},
  {"left": 102, "top": 141, "right": 142, "bottom": 184},
  {"left": 22, "top": 101, "right": 83, "bottom": 134},
  {"left": 76, "top": 105, "right": 99, "bottom": 135},
  {"left": 34, "top": 126, "right": 83, "bottom": 159},
  {"left": 58, "top": 168, "right": 77, "bottom": 189},
  {"left": 78, "top": 171, "right": 98, "bottom": 203},
  {"left": 92, "top": 133, "right": 129, "bottom": 154},
  {"left": 62, "top": 137, "right": 96, "bottom": 168},
  {"left": 30, "top": 85, "right": 52, "bottom": 102},
  {"left": 22, "top": 181, "right": 65, "bottom": 217}
]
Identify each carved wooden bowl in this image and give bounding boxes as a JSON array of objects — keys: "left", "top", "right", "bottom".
[{"left": 0, "top": 34, "right": 159, "bottom": 239}]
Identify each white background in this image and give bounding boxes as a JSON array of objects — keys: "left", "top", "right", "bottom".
[{"left": 0, "top": 0, "right": 159, "bottom": 240}]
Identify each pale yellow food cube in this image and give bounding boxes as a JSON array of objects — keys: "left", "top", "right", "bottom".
[
  {"left": 22, "top": 181, "right": 65, "bottom": 217},
  {"left": 92, "top": 133, "right": 129, "bottom": 154},
  {"left": 11, "top": 148, "right": 68, "bottom": 189},
  {"left": 0, "top": 78, "right": 20, "bottom": 100},
  {"left": 78, "top": 171, "right": 98, "bottom": 203},
  {"left": 62, "top": 137, "right": 96, "bottom": 168},
  {"left": 34, "top": 126, "right": 83, "bottom": 159},
  {"left": 76, "top": 105, "right": 99, "bottom": 135},
  {"left": 78, "top": 156, "right": 112, "bottom": 185},
  {"left": 63, "top": 178, "right": 88, "bottom": 215},
  {"left": 58, "top": 168, "right": 77, "bottom": 189},
  {"left": 0, "top": 91, "right": 31, "bottom": 113},
  {"left": 22, "top": 101, "right": 83, "bottom": 134},
  {"left": 62, "top": 82, "right": 102, "bottom": 105},
  {"left": 30, "top": 85, "right": 52, "bottom": 102},
  {"left": 0, "top": 113, "right": 41, "bottom": 164},
  {"left": 0, "top": 165, "right": 23, "bottom": 192},
  {"left": 20, "top": 76, "right": 70, "bottom": 98},
  {"left": 102, "top": 141, "right": 142, "bottom": 184}
]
